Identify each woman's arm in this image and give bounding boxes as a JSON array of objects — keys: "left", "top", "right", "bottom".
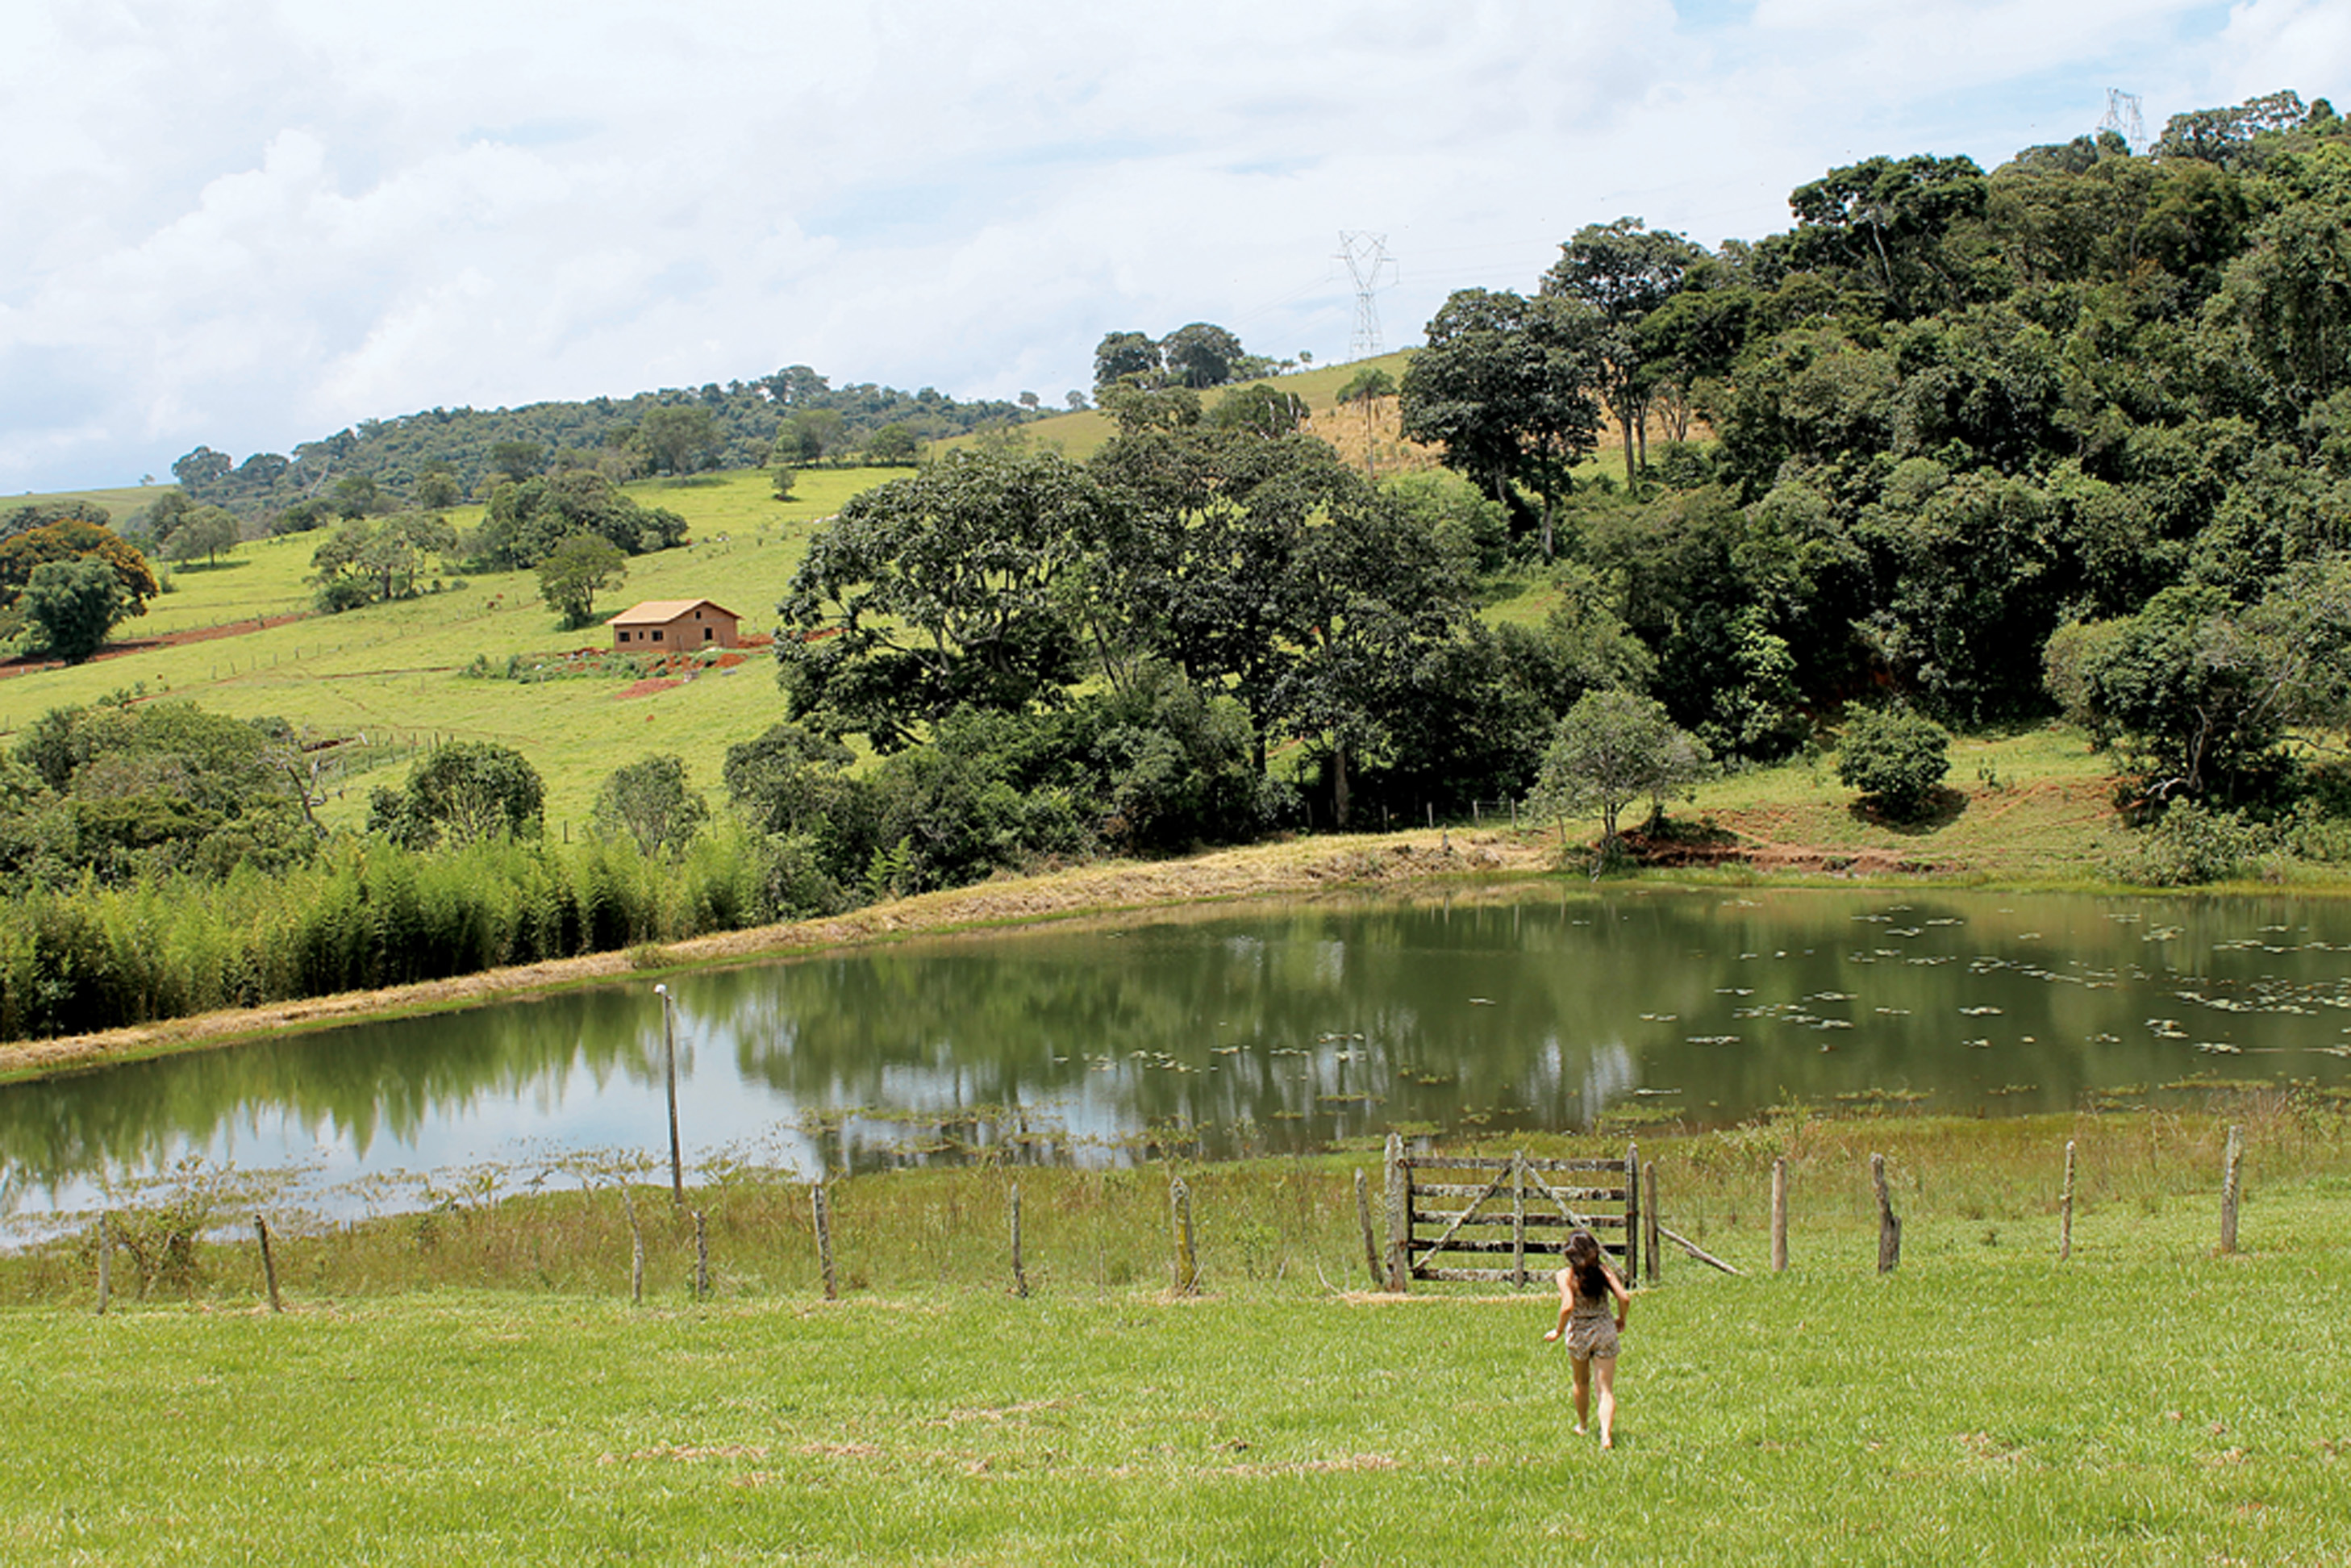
[
  {"left": 1544, "top": 1268, "right": 1574, "bottom": 1341},
  {"left": 1606, "top": 1266, "right": 1632, "bottom": 1328}
]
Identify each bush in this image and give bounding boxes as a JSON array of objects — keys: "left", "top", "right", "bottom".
[
  {"left": 1836, "top": 706, "right": 1951, "bottom": 819},
  {"left": 2106, "top": 799, "right": 2273, "bottom": 886}
]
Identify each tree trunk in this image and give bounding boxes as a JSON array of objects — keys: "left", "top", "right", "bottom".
[{"left": 1332, "top": 743, "right": 1352, "bottom": 831}]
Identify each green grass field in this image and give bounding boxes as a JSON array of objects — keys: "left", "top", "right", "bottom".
[
  {"left": 0, "top": 469, "right": 898, "bottom": 828},
  {"left": 5, "top": 1110, "right": 2347, "bottom": 1566}
]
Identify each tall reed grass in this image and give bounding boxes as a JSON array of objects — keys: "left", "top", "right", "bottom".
[{"left": 0, "top": 822, "right": 770, "bottom": 1041}]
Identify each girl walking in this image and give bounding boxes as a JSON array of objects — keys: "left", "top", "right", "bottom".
[{"left": 1544, "top": 1228, "right": 1631, "bottom": 1448}]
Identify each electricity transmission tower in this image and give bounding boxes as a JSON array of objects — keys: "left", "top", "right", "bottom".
[
  {"left": 2099, "top": 89, "right": 2149, "bottom": 154},
  {"left": 1336, "top": 232, "right": 1397, "bottom": 361}
]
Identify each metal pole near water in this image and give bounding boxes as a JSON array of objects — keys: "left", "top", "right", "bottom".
[{"left": 653, "top": 984, "right": 685, "bottom": 1205}]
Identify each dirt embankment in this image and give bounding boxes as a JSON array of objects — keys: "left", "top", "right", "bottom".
[{"left": 0, "top": 831, "right": 1553, "bottom": 1082}]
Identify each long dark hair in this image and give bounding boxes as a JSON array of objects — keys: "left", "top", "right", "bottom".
[{"left": 1565, "top": 1228, "right": 1610, "bottom": 1302}]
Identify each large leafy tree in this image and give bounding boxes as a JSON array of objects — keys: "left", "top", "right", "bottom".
[
  {"left": 1093, "top": 331, "right": 1163, "bottom": 391},
  {"left": 1160, "top": 323, "right": 1245, "bottom": 390},
  {"left": 1398, "top": 288, "right": 1603, "bottom": 558},
  {"left": 1543, "top": 218, "right": 1703, "bottom": 483},
  {"left": 0, "top": 519, "right": 159, "bottom": 615},
  {"left": 776, "top": 449, "right": 1113, "bottom": 750}
]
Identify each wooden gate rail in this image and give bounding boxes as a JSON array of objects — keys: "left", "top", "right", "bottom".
[{"left": 1381, "top": 1134, "right": 1641, "bottom": 1290}]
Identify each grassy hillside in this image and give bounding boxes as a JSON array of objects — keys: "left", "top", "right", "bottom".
[{"left": 0, "top": 468, "right": 895, "bottom": 829}]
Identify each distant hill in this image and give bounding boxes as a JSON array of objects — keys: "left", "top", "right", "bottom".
[{"left": 162, "top": 367, "right": 1048, "bottom": 519}]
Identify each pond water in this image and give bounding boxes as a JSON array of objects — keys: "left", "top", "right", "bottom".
[{"left": 5, "top": 885, "right": 2349, "bottom": 1222}]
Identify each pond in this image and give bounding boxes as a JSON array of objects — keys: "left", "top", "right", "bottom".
[{"left": 5, "top": 884, "right": 2349, "bottom": 1222}]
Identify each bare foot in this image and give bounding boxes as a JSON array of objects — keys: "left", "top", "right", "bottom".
[
  {"left": 1600, "top": 1432, "right": 1615, "bottom": 1449},
  {"left": 1573, "top": 1424, "right": 1586, "bottom": 1437}
]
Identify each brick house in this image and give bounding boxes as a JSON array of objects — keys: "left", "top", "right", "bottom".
[{"left": 611, "top": 599, "right": 742, "bottom": 652}]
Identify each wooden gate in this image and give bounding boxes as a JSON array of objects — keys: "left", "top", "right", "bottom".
[{"left": 1380, "top": 1134, "right": 1647, "bottom": 1290}]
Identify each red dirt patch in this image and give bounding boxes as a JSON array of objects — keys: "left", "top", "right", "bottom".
[
  {"left": 0, "top": 611, "right": 311, "bottom": 680},
  {"left": 617, "top": 678, "right": 682, "bottom": 699}
]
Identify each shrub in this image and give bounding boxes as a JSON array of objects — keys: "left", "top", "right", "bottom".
[{"left": 1836, "top": 706, "right": 1951, "bottom": 819}]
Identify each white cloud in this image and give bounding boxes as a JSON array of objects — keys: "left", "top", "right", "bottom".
[{"left": 0, "top": 0, "right": 2300, "bottom": 493}]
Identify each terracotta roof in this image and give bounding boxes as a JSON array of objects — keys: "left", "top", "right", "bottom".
[{"left": 611, "top": 598, "right": 742, "bottom": 624}]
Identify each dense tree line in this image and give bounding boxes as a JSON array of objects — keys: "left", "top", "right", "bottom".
[
  {"left": 167, "top": 366, "right": 1047, "bottom": 524},
  {"left": 1395, "top": 90, "right": 2351, "bottom": 805}
]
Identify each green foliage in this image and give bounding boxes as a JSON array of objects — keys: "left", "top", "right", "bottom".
[
  {"left": 1835, "top": 705, "right": 1952, "bottom": 818},
  {"left": 19, "top": 559, "right": 127, "bottom": 663},
  {"left": 0, "top": 519, "right": 159, "bottom": 623},
  {"left": 2104, "top": 798, "right": 2273, "bottom": 886},
  {"left": 163, "top": 505, "right": 241, "bottom": 566},
  {"left": 1526, "top": 687, "right": 1709, "bottom": 863},
  {"left": 591, "top": 754, "right": 709, "bottom": 857},
  {"left": 308, "top": 511, "right": 457, "bottom": 611},
  {"left": 1399, "top": 287, "right": 1602, "bottom": 557},
  {"left": 534, "top": 533, "right": 627, "bottom": 628},
  {"left": 473, "top": 472, "right": 687, "bottom": 570},
  {"left": 367, "top": 741, "right": 545, "bottom": 849}
]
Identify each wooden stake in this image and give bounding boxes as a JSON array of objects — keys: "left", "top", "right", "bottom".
[
  {"left": 813, "top": 1184, "right": 837, "bottom": 1300},
  {"left": 2220, "top": 1125, "right": 2243, "bottom": 1254},
  {"left": 96, "top": 1212, "right": 110, "bottom": 1317},
  {"left": 694, "top": 1210, "right": 710, "bottom": 1300},
  {"left": 1643, "top": 1162, "right": 1661, "bottom": 1284},
  {"left": 1511, "top": 1150, "right": 1527, "bottom": 1288},
  {"left": 1658, "top": 1224, "right": 1743, "bottom": 1275},
  {"left": 1770, "top": 1158, "right": 1788, "bottom": 1274},
  {"left": 1354, "top": 1169, "right": 1379, "bottom": 1288},
  {"left": 1170, "top": 1176, "right": 1198, "bottom": 1295},
  {"left": 1624, "top": 1143, "right": 1642, "bottom": 1282},
  {"left": 657, "top": 988, "right": 685, "bottom": 1205},
  {"left": 1871, "top": 1153, "right": 1901, "bottom": 1274},
  {"left": 1010, "top": 1184, "right": 1028, "bottom": 1299},
  {"left": 254, "top": 1214, "right": 282, "bottom": 1313},
  {"left": 622, "top": 1188, "right": 644, "bottom": 1304},
  {"left": 2059, "top": 1141, "right": 2076, "bottom": 1262},
  {"left": 1383, "top": 1132, "right": 1408, "bottom": 1293}
]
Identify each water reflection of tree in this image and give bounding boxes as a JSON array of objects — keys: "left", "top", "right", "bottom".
[
  {"left": 0, "top": 992, "right": 660, "bottom": 1202},
  {"left": 8, "top": 889, "right": 2350, "bottom": 1204}
]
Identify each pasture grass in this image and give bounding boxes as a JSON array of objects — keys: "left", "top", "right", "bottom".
[
  {"left": 0, "top": 469, "right": 897, "bottom": 827},
  {"left": 3, "top": 1107, "right": 2349, "bottom": 1565}
]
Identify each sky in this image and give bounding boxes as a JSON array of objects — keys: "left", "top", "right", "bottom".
[{"left": 3, "top": 0, "right": 2347, "bottom": 495}]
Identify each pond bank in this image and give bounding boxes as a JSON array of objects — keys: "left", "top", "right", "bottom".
[{"left": 0, "top": 828, "right": 1552, "bottom": 1083}]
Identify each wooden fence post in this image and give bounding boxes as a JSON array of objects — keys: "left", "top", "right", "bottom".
[
  {"left": 1383, "top": 1132, "right": 1408, "bottom": 1293},
  {"left": 812, "top": 1185, "right": 838, "bottom": 1300},
  {"left": 694, "top": 1211, "right": 710, "bottom": 1300},
  {"left": 2220, "top": 1125, "right": 2243, "bottom": 1254},
  {"left": 254, "top": 1215, "right": 282, "bottom": 1313},
  {"left": 1010, "top": 1184, "right": 1028, "bottom": 1299},
  {"left": 1511, "top": 1150, "right": 1527, "bottom": 1288},
  {"left": 1770, "top": 1158, "right": 1788, "bottom": 1274},
  {"left": 1871, "top": 1153, "right": 1901, "bottom": 1274},
  {"left": 1354, "top": 1169, "right": 1379, "bottom": 1288},
  {"left": 2059, "top": 1141, "right": 2076, "bottom": 1262},
  {"left": 96, "top": 1212, "right": 110, "bottom": 1317},
  {"left": 1169, "top": 1177, "right": 1198, "bottom": 1295},
  {"left": 1624, "top": 1143, "right": 1642, "bottom": 1283},
  {"left": 621, "top": 1188, "right": 645, "bottom": 1304},
  {"left": 1643, "top": 1164, "right": 1661, "bottom": 1284}
]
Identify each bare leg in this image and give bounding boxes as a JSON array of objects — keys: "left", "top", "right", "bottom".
[
  {"left": 1570, "top": 1354, "right": 1591, "bottom": 1436},
  {"left": 1594, "top": 1355, "right": 1618, "bottom": 1449}
]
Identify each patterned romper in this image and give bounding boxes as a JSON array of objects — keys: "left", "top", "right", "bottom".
[{"left": 1565, "top": 1276, "right": 1621, "bottom": 1361}]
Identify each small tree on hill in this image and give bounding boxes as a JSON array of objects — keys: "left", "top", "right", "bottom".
[
  {"left": 594, "top": 754, "right": 710, "bottom": 857},
  {"left": 536, "top": 533, "right": 627, "bottom": 628},
  {"left": 1525, "top": 687, "right": 1709, "bottom": 871},
  {"left": 20, "top": 557, "right": 127, "bottom": 663},
  {"left": 1836, "top": 705, "right": 1952, "bottom": 819}
]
